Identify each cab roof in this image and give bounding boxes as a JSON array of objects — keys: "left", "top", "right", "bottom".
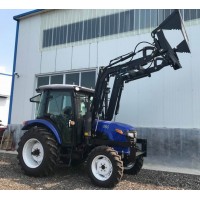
[{"left": 36, "top": 84, "right": 94, "bottom": 94}]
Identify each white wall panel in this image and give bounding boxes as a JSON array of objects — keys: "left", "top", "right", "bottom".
[
  {"left": 98, "top": 40, "right": 118, "bottom": 66},
  {"left": 89, "top": 43, "right": 98, "bottom": 68},
  {"left": 97, "top": 33, "right": 153, "bottom": 67},
  {"left": 0, "top": 75, "right": 11, "bottom": 125},
  {"left": 162, "top": 66, "right": 192, "bottom": 128},
  {"left": 117, "top": 25, "right": 200, "bottom": 129},
  {"left": 0, "top": 75, "right": 11, "bottom": 96},
  {"left": 11, "top": 15, "right": 42, "bottom": 124},
  {"left": 71, "top": 44, "right": 90, "bottom": 69},
  {"left": 41, "top": 50, "right": 56, "bottom": 73},
  {"left": 188, "top": 25, "right": 200, "bottom": 127},
  {"left": 55, "top": 47, "right": 72, "bottom": 71},
  {"left": 0, "top": 98, "right": 9, "bottom": 125}
]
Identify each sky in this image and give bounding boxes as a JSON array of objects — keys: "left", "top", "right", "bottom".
[{"left": 0, "top": 9, "right": 31, "bottom": 74}]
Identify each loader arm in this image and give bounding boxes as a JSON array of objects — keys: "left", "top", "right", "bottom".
[{"left": 91, "top": 9, "right": 190, "bottom": 132}]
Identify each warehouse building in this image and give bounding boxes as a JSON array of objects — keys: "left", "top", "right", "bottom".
[
  {"left": 9, "top": 9, "right": 200, "bottom": 173},
  {"left": 0, "top": 73, "right": 12, "bottom": 125}
]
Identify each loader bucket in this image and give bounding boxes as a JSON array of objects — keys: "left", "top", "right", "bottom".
[
  {"left": 151, "top": 9, "right": 190, "bottom": 70},
  {"left": 152, "top": 9, "right": 190, "bottom": 53}
]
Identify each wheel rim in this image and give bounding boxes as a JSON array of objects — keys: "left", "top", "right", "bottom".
[
  {"left": 22, "top": 138, "right": 44, "bottom": 168},
  {"left": 91, "top": 155, "right": 113, "bottom": 181}
]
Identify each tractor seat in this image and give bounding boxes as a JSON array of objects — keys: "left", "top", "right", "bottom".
[{"left": 62, "top": 106, "right": 72, "bottom": 116}]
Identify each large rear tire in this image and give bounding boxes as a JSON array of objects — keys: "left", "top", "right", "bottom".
[
  {"left": 86, "top": 146, "right": 123, "bottom": 188},
  {"left": 17, "top": 127, "right": 58, "bottom": 177}
]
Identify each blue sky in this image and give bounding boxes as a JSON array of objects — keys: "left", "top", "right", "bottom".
[{"left": 0, "top": 9, "right": 31, "bottom": 74}]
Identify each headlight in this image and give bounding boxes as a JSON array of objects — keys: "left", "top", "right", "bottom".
[
  {"left": 127, "top": 131, "right": 137, "bottom": 138},
  {"left": 115, "top": 129, "right": 123, "bottom": 135},
  {"left": 127, "top": 132, "right": 134, "bottom": 138}
]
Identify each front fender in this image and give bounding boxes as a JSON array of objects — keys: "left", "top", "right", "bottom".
[{"left": 22, "top": 119, "right": 61, "bottom": 144}]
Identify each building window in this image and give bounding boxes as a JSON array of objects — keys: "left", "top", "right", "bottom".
[
  {"left": 140, "top": 9, "right": 146, "bottom": 30},
  {"left": 81, "top": 71, "right": 96, "bottom": 88},
  {"left": 42, "top": 29, "right": 53, "bottom": 48},
  {"left": 197, "top": 10, "right": 200, "bottom": 19},
  {"left": 65, "top": 73, "right": 79, "bottom": 85},
  {"left": 110, "top": 13, "right": 119, "bottom": 35},
  {"left": 151, "top": 9, "right": 158, "bottom": 28},
  {"left": 37, "top": 76, "right": 49, "bottom": 88},
  {"left": 51, "top": 75, "right": 63, "bottom": 84},
  {"left": 146, "top": 9, "right": 151, "bottom": 28},
  {"left": 65, "top": 70, "right": 96, "bottom": 88},
  {"left": 37, "top": 70, "right": 96, "bottom": 89},
  {"left": 75, "top": 22, "right": 83, "bottom": 41},
  {"left": 68, "top": 23, "right": 76, "bottom": 43},
  {"left": 134, "top": 9, "right": 140, "bottom": 30}
]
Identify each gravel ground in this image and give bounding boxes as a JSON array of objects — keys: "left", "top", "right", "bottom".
[{"left": 0, "top": 152, "right": 200, "bottom": 190}]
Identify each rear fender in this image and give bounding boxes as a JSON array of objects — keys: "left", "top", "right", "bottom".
[{"left": 22, "top": 119, "right": 61, "bottom": 144}]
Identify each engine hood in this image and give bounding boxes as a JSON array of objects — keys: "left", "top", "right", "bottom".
[
  {"left": 95, "top": 120, "right": 135, "bottom": 132},
  {"left": 93, "top": 120, "right": 136, "bottom": 142}
]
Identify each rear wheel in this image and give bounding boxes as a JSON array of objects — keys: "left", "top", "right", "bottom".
[
  {"left": 87, "top": 146, "right": 123, "bottom": 188},
  {"left": 17, "top": 127, "right": 58, "bottom": 177}
]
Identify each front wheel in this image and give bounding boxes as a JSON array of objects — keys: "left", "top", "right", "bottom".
[
  {"left": 17, "top": 127, "right": 58, "bottom": 177},
  {"left": 86, "top": 146, "right": 123, "bottom": 188},
  {"left": 123, "top": 156, "right": 143, "bottom": 175}
]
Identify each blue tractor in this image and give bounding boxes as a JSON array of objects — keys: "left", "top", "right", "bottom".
[{"left": 17, "top": 10, "right": 190, "bottom": 188}]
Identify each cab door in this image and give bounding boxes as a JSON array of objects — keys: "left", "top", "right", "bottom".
[
  {"left": 74, "top": 92, "right": 93, "bottom": 145},
  {"left": 45, "top": 90, "right": 75, "bottom": 145}
]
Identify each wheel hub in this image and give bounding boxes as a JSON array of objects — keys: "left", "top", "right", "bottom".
[
  {"left": 31, "top": 148, "right": 40, "bottom": 156},
  {"left": 97, "top": 161, "right": 110, "bottom": 176},
  {"left": 92, "top": 155, "right": 113, "bottom": 181},
  {"left": 22, "top": 138, "right": 44, "bottom": 168}
]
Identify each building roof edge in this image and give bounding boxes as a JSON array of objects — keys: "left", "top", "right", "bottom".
[{"left": 13, "top": 9, "right": 47, "bottom": 21}]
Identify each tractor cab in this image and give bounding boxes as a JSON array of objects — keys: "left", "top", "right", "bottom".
[{"left": 30, "top": 84, "right": 94, "bottom": 146}]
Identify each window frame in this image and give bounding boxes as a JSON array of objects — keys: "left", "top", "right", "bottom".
[{"left": 36, "top": 69, "right": 96, "bottom": 90}]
